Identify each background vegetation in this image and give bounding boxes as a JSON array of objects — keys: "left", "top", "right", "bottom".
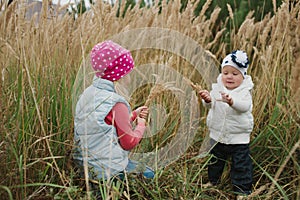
[{"left": 0, "top": 0, "right": 299, "bottom": 199}]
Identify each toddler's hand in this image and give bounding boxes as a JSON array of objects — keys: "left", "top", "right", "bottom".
[
  {"left": 198, "top": 90, "right": 212, "bottom": 103},
  {"left": 220, "top": 92, "right": 233, "bottom": 106}
]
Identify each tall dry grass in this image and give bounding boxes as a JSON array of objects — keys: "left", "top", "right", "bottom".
[{"left": 0, "top": 0, "right": 299, "bottom": 199}]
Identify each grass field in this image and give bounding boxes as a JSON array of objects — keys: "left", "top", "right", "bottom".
[{"left": 0, "top": 0, "right": 299, "bottom": 199}]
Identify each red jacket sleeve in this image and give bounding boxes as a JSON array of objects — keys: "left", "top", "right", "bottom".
[
  {"left": 105, "top": 103, "right": 146, "bottom": 150},
  {"left": 130, "top": 110, "right": 138, "bottom": 122}
]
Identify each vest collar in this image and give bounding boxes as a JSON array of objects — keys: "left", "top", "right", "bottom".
[{"left": 92, "top": 76, "right": 115, "bottom": 92}]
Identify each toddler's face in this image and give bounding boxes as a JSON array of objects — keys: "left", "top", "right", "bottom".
[{"left": 221, "top": 66, "right": 244, "bottom": 90}]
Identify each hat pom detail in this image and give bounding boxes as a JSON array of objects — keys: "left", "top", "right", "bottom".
[{"left": 231, "top": 50, "right": 249, "bottom": 69}]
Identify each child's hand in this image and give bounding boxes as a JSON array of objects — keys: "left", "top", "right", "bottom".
[
  {"left": 135, "top": 106, "right": 148, "bottom": 116},
  {"left": 220, "top": 92, "right": 233, "bottom": 106},
  {"left": 139, "top": 107, "right": 149, "bottom": 120},
  {"left": 198, "top": 90, "right": 212, "bottom": 103},
  {"left": 137, "top": 116, "right": 146, "bottom": 124},
  {"left": 133, "top": 106, "right": 149, "bottom": 125},
  {"left": 135, "top": 106, "right": 149, "bottom": 120}
]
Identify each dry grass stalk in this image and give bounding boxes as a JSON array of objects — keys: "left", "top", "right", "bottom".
[
  {"left": 248, "top": 184, "right": 270, "bottom": 198},
  {"left": 272, "top": 0, "right": 277, "bottom": 13},
  {"left": 188, "top": 80, "right": 202, "bottom": 93},
  {"left": 144, "top": 84, "right": 165, "bottom": 107},
  {"left": 291, "top": 57, "right": 300, "bottom": 102},
  {"left": 227, "top": 3, "right": 234, "bottom": 20},
  {"left": 266, "top": 138, "right": 300, "bottom": 199},
  {"left": 144, "top": 81, "right": 183, "bottom": 107},
  {"left": 289, "top": 3, "right": 300, "bottom": 105},
  {"left": 209, "top": 7, "right": 221, "bottom": 28},
  {"left": 199, "top": 0, "right": 212, "bottom": 22},
  {"left": 206, "top": 27, "right": 226, "bottom": 49},
  {"left": 235, "top": 12, "right": 255, "bottom": 51},
  {"left": 259, "top": 14, "right": 273, "bottom": 47}
]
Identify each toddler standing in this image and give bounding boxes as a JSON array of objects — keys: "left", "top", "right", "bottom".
[{"left": 198, "top": 50, "right": 254, "bottom": 199}]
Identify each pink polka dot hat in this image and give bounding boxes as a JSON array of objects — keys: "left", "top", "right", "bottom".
[{"left": 90, "top": 40, "right": 134, "bottom": 82}]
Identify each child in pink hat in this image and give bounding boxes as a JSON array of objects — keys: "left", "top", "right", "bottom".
[{"left": 73, "top": 41, "right": 154, "bottom": 190}]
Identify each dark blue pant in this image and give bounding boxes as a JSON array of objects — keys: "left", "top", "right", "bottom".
[{"left": 208, "top": 140, "right": 253, "bottom": 195}]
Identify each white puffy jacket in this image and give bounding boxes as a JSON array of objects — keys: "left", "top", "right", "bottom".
[{"left": 203, "top": 74, "right": 254, "bottom": 144}]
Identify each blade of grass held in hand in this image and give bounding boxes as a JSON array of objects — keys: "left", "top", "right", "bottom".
[{"left": 189, "top": 80, "right": 202, "bottom": 92}]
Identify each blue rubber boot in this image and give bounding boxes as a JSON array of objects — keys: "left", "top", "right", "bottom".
[{"left": 126, "top": 159, "right": 155, "bottom": 179}]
